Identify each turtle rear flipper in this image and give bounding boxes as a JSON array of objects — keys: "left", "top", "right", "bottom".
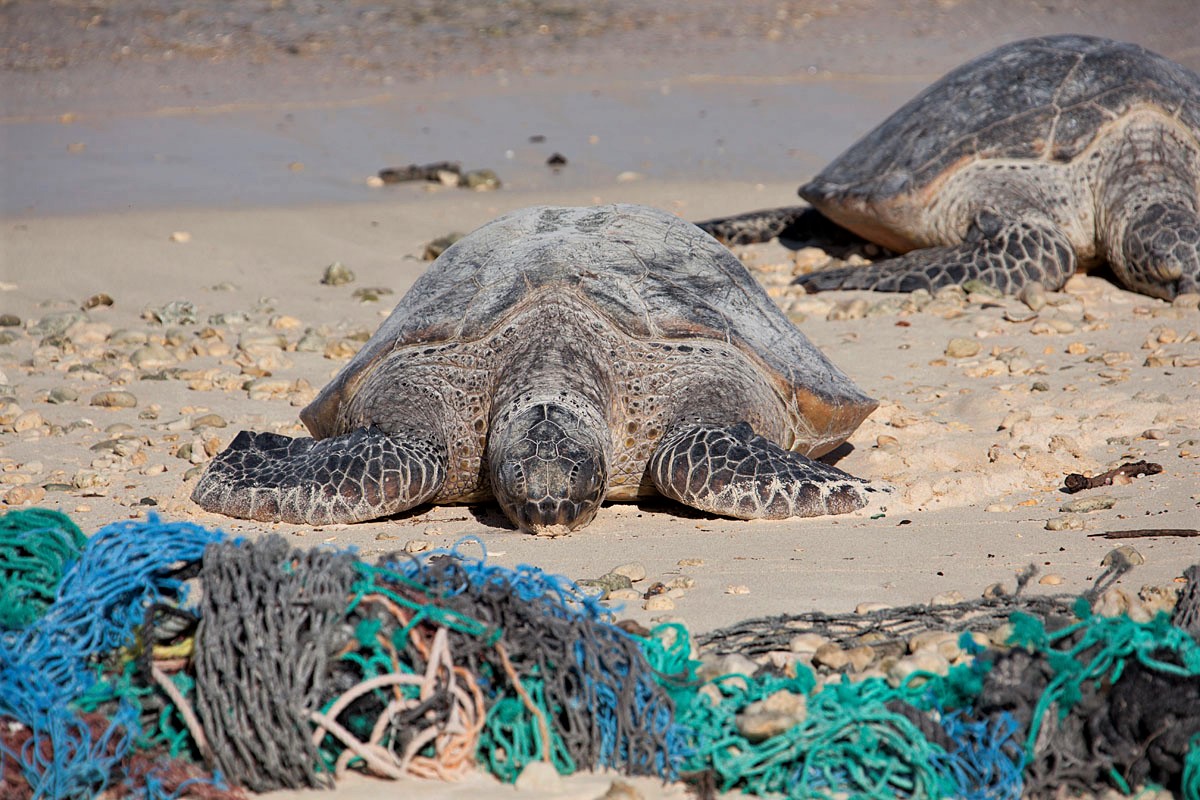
[
  {"left": 794, "top": 211, "right": 1077, "bottom": 295},
  {"left": 648, "top": 422, "right": 882, "bottom": 519},
  {"left": 192, "top": 428, "right": 446, "bottom": 525}
]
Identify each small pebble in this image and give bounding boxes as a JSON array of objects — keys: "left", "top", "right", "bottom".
[
  {"left": 403, "top": 540, "right": 432, "bottom": 553},
  {"left": 30, "top": 310, "right": 87, "bottom": 337},
  {"left": 1039, "top": 574, "right": 1064, "bottom": 586},
  {"left": 909, "top": 631, "right": 961, "bottom": 661},
  {"left": 1059, "top": 495, "right": 1116, "bottom": 513},
  {"left": 599, "top": 779, "right": 644, "bottom": 800},
  {"left": 1137, "top": 584, "right": 1178, "bottom": 617},
  {"left": 81, "top": 293, "right": 114, "bottom": 310},
  {"left": 724, "top": 584, "right": 750, "bottom": 595},
  {"left": 1045, "top": 514, "right": 1084, "bottom": 531},
  {"left": 514, "top": 761, "right": 561, "bottom": 793},
  {"left": 846, "top": 646, "right": 876, "bottom": 672},
  {"left": 611, "top": 562, "right": 647, "bottom": 582},
  {"left": 734, "top": 689, "right": 807, "bottom": 742},
  {"left": 463, "top": 169, "right": 501, "bottom": 190},
  {"left": 13, "top": 410, "right": 43, "bottom": 432},
  {"left": 320, "top": 262, "right": 355, "bottom": 286},
  {"left": 855, "top": 602, "right": 892, "bottom": 614},
  {"left": 169, "top": 231, "right": 191, "bottom": 243},
  {"left": 1102, "top": 545, "right": 1145, "bottom": 567},
  {"left": 606, "top": 588, "right": 642, "bottom": 601},
  {"left": 0, "top": 313, "right": 20, "bottom": 327},
  {"left": 90, "top": 391, "right": 137, "bottom": 409},
  {"left": 677, "top": 557, "right": 704, "bottom": 567},
  {"left": 190, "top": 413, "right": 227, "bottom": 430},
  {"left": 643, "top": 595, "right": 675, "bottom": 611},
  {"left": 945, "top": 337, "right": 981, "bottom": 358},
  {"left": 3, "top": 485, "right": 46, "bottom": 506},
  {"left": 47, "top": 387, "right": 79, "bottom": 404},
  {"left": 929, "top": 591, "right": 964, "bottom": 606},
  {"left": 787, "top": 633, "right": 828, "bottom": 654},
  {"left": 698, "top": 652, "right": 758, "bottom": 681},
  {"left": 889, "top": 652, "right": 949, "bottom": 685},
  {"left": 1094, "top": 587, "right": 1131, "bottom": 618},
  {"left": 812, "top": 643, "right": 849, "bottom": 670},
  {"left": 1171, "top": 292, "right": 1200, "bottom": 310},
  {"left": 578, "top": 573, "right": 634, "bottom": 595}
]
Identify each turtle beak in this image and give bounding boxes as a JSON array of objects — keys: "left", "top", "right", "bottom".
[{"left": 487, "top": 402, "right": 609, "bottom": 536}]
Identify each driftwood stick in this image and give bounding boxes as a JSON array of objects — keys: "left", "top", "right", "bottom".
[
  {"left": 1063, "top": 461, "right": 1162, "bottom": 493},
  {"left": 1087, "top": 529, "right": 1199, "bottom": 540}
]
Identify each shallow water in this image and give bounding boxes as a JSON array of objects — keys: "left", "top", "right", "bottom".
[
  {"left": 2, "top": 0, "right": 1197, "bottom": 216},
  {"left": 3, "top": 73, "right": 914, "bottom": 215}
]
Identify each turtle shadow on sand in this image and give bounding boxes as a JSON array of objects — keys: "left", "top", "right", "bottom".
[
  {"left": 192, "top": 204, "right": 891, "bottom": 536},
  {"left": 697, "top": 34, "right": 1200, "bottom": 302}
]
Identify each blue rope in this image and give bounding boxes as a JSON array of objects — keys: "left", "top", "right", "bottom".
[{"left": 0, "top": 514, "right": 229, "bottom": 799}]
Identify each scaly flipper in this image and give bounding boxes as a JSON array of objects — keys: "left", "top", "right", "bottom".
[
  {"left": 648, "top": 421, "right": 882, "bottom": 519},
  {"left": 695, "top": 206, "right": 862, "bottom": 247},
  {"left": 192, "top": 428, "right": 446, "bottom": 525},
  {"left": 795, "top": 211, "right": 1077, "bottom": 295}
]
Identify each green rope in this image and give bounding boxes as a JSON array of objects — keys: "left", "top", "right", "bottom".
[
  {"left": 0, "top": 507, "right": 87, "bottom": 629},
  {"left": 1183, "top": 732, "right": 1200, "bottom": 800},
  {"left": 680, "top": 671, "right": 957, "bottom": 799},
  {"left": 73, "top": 659, "right": 199, "bottom": 759},
  {"left": 1008, "top": 607, "right": 1200, "bottom": 759},
  {"left": 478, "top": 675, "right": 576, "bottom": 782},
  {"left": 641, "top": 622, "right": 962, "bottom": 799},
  {"left": 347, "top": 561, "right": 495, "bottom": 641}
]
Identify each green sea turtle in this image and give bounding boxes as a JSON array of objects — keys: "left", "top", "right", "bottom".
[
  {"left": 193, "top": 204, "right": 884, "bottom": 534},
  {"left": 698, "top": 35, "right": 1200, "bottom": 301}
]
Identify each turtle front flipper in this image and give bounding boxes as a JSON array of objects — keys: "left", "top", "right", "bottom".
[
  {"left": 192, "top": 428, "right": 446, "bottom": 525},
  {"left": 795, "top": 211, "right": 1077, "bottom": 295},
  {"left": 648, "top": 422, "right": 881, "bottom": 519},
  {"left": 695, "top": 206, "right": 856, "bottom": 246}
]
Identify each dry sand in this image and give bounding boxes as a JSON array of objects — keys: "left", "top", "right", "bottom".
[{"left": 2, "top": 1, "right": 1199, "bottom": 797}]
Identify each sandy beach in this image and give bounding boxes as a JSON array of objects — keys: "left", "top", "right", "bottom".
[{"left": 2, "top": 2, "right": 1199, "bottom": 797}]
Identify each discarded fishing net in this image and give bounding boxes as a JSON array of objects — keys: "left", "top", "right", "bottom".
[
  {"left": 691, "top": 558, "right": 1200, "bottom": 799},
  {"left": 377, "top": 548, "right": 684, "bottom": 782},
  {"left": 695, "top": 563, "right": 1120, "bottom": 657},
  {"left": 0, "top": 512, "right": 234, "bottom": 799},
  {"left": 977, "top": 604, "right": 1200, "bottom": 797},
  {"left": 0, "top": 507, "right": 86, "bottom": 630},
  {"left": 1, "top": 506, "right": 1197, "bottom": 800},
  {"left": 192, "top": 537, "right": 359, "bottom": 791}
]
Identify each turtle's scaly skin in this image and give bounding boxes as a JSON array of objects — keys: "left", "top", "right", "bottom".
[
  {"left": 700, "top": 36, "right": 1200, "bottom": 301},
  {"left": 194, "top": 204, "right": 883, "bottom": 533}
]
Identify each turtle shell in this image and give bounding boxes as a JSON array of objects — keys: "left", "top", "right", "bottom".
[
  {"left": 301, "top": 204, "right": 875, "bottom": 453},
  {"left": 800, "top": 35, "right": 1200, "bottom": 250}
]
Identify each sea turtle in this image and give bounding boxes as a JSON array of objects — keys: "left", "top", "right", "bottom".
[
  {"left": 698, "top": 35, "right": 1200, "bottom": 301},
  {"left": 193, "top": 204, "right": 884, "bottom": 534}
]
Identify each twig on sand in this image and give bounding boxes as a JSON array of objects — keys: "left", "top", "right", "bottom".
[
  {"left": 1087, "top": 529, "right": 1199, "bottom": 540},
  {"left": 1062, "top": 461, "right": 1162, "bottom": 493}
]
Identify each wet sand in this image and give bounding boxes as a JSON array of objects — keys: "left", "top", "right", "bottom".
[{"left": 2, "top": 2, "right": 1199, "bottom": 798}]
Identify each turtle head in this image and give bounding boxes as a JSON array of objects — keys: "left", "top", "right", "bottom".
[
  {"left": 1116, "top": 202, "right": 1200, "bottom": 300},
  {"left": 488, "top": 398, "right": 610, "bottom": 535}
]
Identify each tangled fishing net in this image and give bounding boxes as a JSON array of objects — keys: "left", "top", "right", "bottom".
[{"left": 0, "top": 507, "right": 1197, "bottom": 799}]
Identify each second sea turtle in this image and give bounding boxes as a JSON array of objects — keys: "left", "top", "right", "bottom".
[{"left": 699, "top": 35, "right": 1200, "bottom": 301}]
